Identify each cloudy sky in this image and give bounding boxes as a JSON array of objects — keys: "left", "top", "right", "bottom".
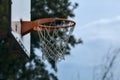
[
  {"left": 12, "top": 0, "right": 120, "bottom": 80},
  {"left": 57, "top": 0, "right": 120, "bottom": 80}
]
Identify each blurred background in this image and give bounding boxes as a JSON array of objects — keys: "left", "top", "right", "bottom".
[{"left": 0, "top": 0, "right": 120, "bottom": 80}]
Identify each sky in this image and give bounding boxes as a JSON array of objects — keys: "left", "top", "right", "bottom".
[
  {"left": 57, "top": 0, "right": 120, "bottom": 80},
  {"left": 12, "top": 0, "right": 120, "bottom": 80}
]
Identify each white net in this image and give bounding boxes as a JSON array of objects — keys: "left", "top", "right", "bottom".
[{"left": 36, "top": 18, "right": 75, "bottom": 61}]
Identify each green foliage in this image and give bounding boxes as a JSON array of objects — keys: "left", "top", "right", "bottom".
[
  {"left": 31, "top": 0, "right": 78, "bottom": 19},
  {"left": 0, "top": 0, "right": 9, "bottom": 32},
  {"left": 31, "top": 0, "right": 81, "bottom": 71}
]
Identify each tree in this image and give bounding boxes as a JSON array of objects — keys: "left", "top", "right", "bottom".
[
  {"left": 94, "top": 48, "right": 120, "bottom": 80},
  {"left": 0, "top": 0, "right": 82, "bottom": 80},
  {"left": 31, "top": 0, "right": 81, "bottom": 70}
]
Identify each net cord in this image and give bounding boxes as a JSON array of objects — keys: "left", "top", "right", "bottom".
[{"left": 36, "top": 20, "right": 75, "bottom": 61}]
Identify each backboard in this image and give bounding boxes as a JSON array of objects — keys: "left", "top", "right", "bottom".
[{"left": 11, "top": 0, "right": 31, "bottom": 57}]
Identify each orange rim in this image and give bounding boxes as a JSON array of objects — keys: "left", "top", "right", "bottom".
[
  {"left": 21, "top": 18, "right": 76, "bottom": 35},
  {"left": 33, "top": 18, "right": 76, "bottom": 30}
]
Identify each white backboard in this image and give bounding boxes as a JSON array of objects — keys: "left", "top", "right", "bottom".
[{"left": 11, "top": 0, "right": 31, "bottom": 57}]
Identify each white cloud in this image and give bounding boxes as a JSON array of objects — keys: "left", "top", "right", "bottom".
[
  {"left": 69, "top": 16, "right": 120, "bottom": 66},
  {"left": 74, "top": 16, "right": 120, "bottom": 45},
  {"left": 80, "top": 15, "right": 120, "bottom": 30}
]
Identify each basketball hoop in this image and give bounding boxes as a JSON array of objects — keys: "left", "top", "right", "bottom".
[
  {"left": 35, "top": 18, "right": 75, "bottom": 61},
  {"left": 19, "top": 18, "right": 75, "bottom": 61},
  {"left": 11, "top": 0, "right": 76, "bottom": 61}
]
